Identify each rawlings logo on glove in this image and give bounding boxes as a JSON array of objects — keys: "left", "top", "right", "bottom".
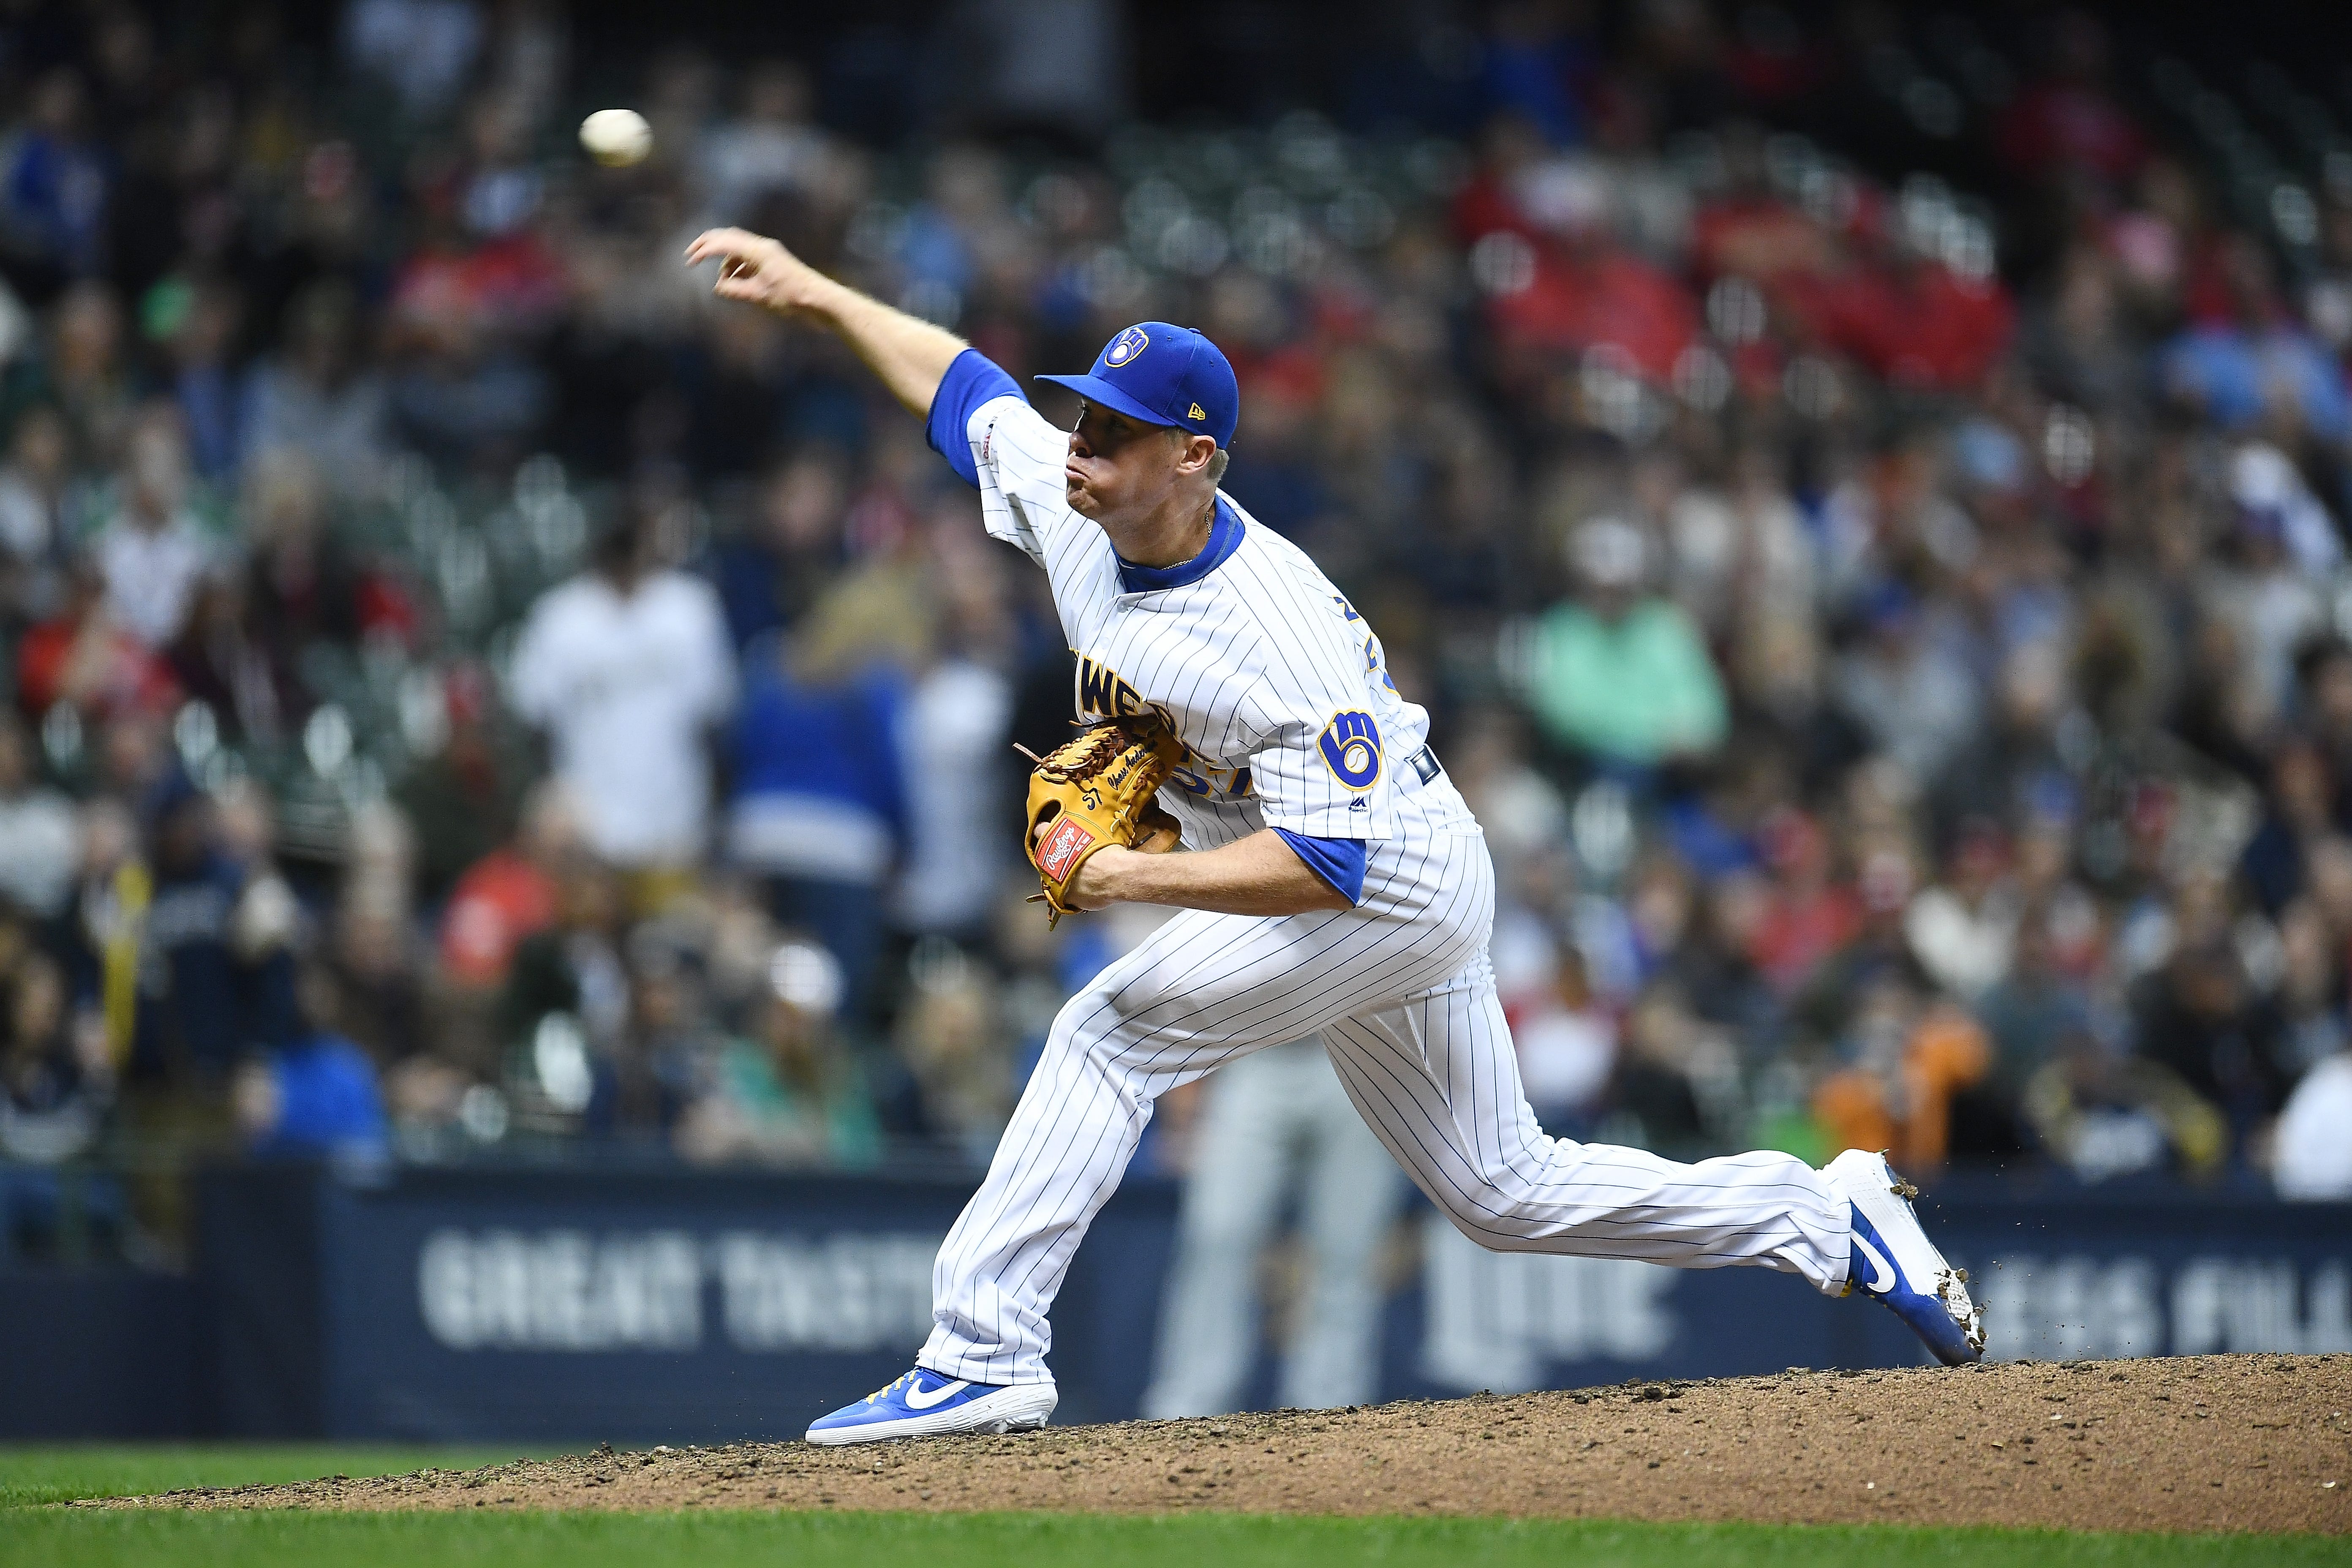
[{"left": 1019, "top": 716, "right": 1185, "bottom": 927}]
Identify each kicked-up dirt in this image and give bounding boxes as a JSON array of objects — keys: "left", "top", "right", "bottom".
[{"left": 98, "top": 1353, "right": 2352, "bottom": 1534}]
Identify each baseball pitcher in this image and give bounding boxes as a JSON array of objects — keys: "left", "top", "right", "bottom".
[{"left": 683, "top": 225, "right": 1985, "bottom": 1446}]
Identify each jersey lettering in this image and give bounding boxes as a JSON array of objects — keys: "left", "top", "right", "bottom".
[
  {"left": 1075, "top": 654, "right": 1149, "bottom": 720},
  {"left": 1170, "top": 762, "right": 1255, "bottom": 800}
]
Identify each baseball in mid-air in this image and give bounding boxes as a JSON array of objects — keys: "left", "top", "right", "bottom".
[{"left": 579, "top": 108, "right": 652, "bottom": 167}]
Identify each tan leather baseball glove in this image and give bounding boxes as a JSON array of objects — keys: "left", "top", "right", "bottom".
[{"left": 1020, "top": 717, "right": 1185, "bottom": 927}]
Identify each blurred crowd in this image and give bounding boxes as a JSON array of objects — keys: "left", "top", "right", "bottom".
[{"left": 5, "top": 0, "right": 2352, "bottom": 1262}]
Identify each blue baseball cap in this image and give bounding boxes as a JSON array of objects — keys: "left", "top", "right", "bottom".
[{"left": 1038, "top": 323, "right": 1239, "bottom": 449}]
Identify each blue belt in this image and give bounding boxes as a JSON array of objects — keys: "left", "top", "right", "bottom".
[{"left": 1405, "top": 745, "right": 1443, "bottom": 785}]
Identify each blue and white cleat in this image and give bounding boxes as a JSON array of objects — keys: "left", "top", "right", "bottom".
[
  {"left": 804, "top": 1367, "right": 1058, "bottom": 1446},
  {"left": 1824, "top": 1148, "right": 1986, "bottom": 1366}
]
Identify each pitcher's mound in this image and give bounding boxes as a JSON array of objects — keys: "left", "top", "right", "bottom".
[{"left": 106, "top": 1353, "right": 2349, "bottom": 1534}]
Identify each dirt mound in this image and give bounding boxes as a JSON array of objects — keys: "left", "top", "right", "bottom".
[{"left": 102, "top": 1354, "right": 2349, "bottom": 1534}]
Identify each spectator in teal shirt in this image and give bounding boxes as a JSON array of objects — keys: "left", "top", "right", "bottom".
[
  {"left": 675, "top": 941, "right": 881, "bottom": 1169},
  {"left": 1530, "top": 516, "right": 1727, "bottom": 768}
]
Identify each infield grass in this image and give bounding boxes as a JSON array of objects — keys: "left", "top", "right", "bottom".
[
  {"left": 3, "top": 1447, "right": 2343, "bottom": 1567},
  {"left": 10, "top": 1510, "right": 2347, "bottom": 1568},
  {"left": 0, "top": 1443, "right": 560, "bottom": 1509}
]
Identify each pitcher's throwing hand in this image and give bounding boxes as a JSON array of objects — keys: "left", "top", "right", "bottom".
[{"left": 684, "top": 228, "right": 830, "bottom": 316}]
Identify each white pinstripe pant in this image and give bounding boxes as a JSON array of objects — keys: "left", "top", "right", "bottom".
[{"left": 920, "top": 783, "right": 1853, "bottom": 1387}]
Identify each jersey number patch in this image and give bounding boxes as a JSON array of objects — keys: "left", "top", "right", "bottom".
[{"left": 1318, "top": 711, "right": 1382, "bottom": 790}]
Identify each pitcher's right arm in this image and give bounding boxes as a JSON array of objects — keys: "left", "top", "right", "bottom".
[
  {"left": 685, "top": 227, "right": 963, "bottom": 416},
  {"left": 686, "top": 227, "right": 1083, "bottom": 569}
]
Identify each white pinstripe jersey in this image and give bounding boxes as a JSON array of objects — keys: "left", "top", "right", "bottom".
[{"left": 961, "top": 394, "right": 1431, "bottom": 855}]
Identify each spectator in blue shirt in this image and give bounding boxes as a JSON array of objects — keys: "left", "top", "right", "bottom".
[
  {"left": 234, "top": 961, "right": 388, "bottom": 1161},
  {"left": 0, "top": 69, "right": 110, "bottom": 278},
  {"left": 2161, "top": 235, "right": 2352, "bottom": 444},
  {"left": 724, "top": 577, "right": 916, "bottom": 1014}
]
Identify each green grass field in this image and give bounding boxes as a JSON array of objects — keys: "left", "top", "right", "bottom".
[
  {"left": 4, "top": 1446, "right": 2346, "bottom": 1568},
  {"left": 0, "top": 1444, "right": 561, "bottom": 1509}
]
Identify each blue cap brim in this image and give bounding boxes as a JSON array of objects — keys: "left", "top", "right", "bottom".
[{"left": 1036, "top": 373, "right": 1188, "bottom": 435}]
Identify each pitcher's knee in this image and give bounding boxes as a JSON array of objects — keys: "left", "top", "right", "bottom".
[
  {"left": 1039, "top": 989, "right": 1126, "bottom": 1067},
  {"left": 1049, "top": 972, "right": 1208, "bottom": 1081},
  {"left": 1054, "top": 967, "right": 1154, "bottom": 1038},
  {"left": 1029, "top": 998, "right": 1169, "bottom": 1125},
  {"left": 1429, "top": 1176, "right": 1557, "bottom": 1252}
]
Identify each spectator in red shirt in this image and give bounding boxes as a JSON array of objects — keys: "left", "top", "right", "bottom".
[
  {"left": 1690, "top": 124, "right": 1834, "bottom": 287},
  {"left": 436, "top": 782, "right": 583, "bottom": 990},
  {"left": 1451, "top": 114, "right": 1551, "bottom": 248},
  {"left": 14, "top": 553, "right": 178, "bottom": 721},
  {"left": 1823, "top": 248, "right": 2017, "bottom": 392},
  {"left": 1473, "top": 155, "right": 1699, "bottom": 384},
  {"left": 1748, "top": 806, "right": 1862, "bottom": 996},
  {"left": 1995, "top": 12, "right": 2148, "bottom": 191},
  {"left": 1508, "top": 236, "right": 1698, "bottom": 382}
]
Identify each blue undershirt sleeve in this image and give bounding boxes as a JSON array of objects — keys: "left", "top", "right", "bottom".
[
  {"left": 925, "top": 348, "right": 1025, "bottom": 487},
  {"left": 1273, "top": 829, "right": 1367, "bottom": 906}
]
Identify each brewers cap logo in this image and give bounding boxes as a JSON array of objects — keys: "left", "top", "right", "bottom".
[
  {"left": 1105, "top": 326, "right": 1150, "bottom": 367},
  {"left": 1318, "top": 710, "right": 1382, "bottom": 791}
]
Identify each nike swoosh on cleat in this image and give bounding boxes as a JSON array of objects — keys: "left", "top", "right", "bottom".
[
  {"left": 903, "top": 1378, "right": 972, "bottom": 1410},
  {"left": 1851, "top": 1233, "right": 1895, "bottom": 1295}
]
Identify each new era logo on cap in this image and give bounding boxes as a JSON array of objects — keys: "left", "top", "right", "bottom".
[{"left": 1038, "top": 322, "right": 1240, "bottom": 449}]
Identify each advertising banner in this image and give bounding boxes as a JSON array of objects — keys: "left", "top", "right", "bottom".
[{"left": 181, "top": 1165, "right": 2352, "bottom": 1441}]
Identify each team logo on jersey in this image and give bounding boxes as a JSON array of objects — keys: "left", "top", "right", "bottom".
[
  {"left": 1105, "top": 327, "right": 1149, "bottom": 367},
  {"left": 1318, "top": 710, "right": 1382, "bottom": 790}
]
